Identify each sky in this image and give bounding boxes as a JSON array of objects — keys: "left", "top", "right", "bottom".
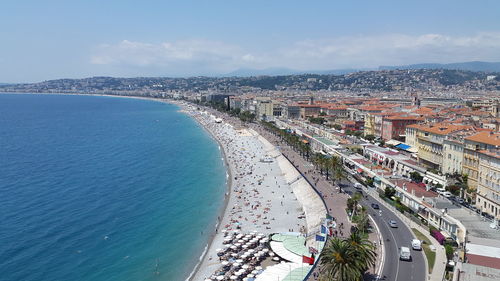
[{"left": 1, "top": 0, "right": 500, "bottom": 82}]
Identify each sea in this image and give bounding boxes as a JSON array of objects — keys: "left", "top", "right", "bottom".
[{"left": 0, "top": 93, "right": 227, "bottom": 281}]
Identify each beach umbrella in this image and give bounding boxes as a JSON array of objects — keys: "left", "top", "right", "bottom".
[
  {"left": 234, "top": 243, "right": 241, "bottom": 247},
  {"left": 272, "top": 257, "right": 279, "bottom": 261},
  {"left": 236, "top": 259, "right": 243, "bottom": 263},
  {"left": 255, "top": 266, "right": 262, "bottom": 270},
  {"left": 231, "top": 253, "right": 238, "bottom": 257},
  {"left": 251, "top": 270, "right": 259, "bottom": 274},
  {"left": 242, "top": 264, "right": 250, "bottom": 269},
  {"left": 216, "top": 248, "right": 222, "bottom": 252},
  {"left": 242, "top": 245, "right": 248, "bottom": 249},
  {"left": 247, "top": 274, "right": 254, "bottom": 278},
  {"left": 269, "top": 252, "right": 275, "bottom": 257},
  {"left": 247, "top": 249, "right": 255, "bottom": 253},
  {"left": 204, "top": 279, "right": 212, "bottom": 281},
  {"left": 230, "top": 246, "right": 237, "bottom": 250},
  {"left": 222, "top": 261, "right": 229, "bottom": 266},
  {"left": 216, "top": 276, "right": 224, "bottom": 281}
]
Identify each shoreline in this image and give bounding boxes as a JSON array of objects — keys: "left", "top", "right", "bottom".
[
  {"left": 1, "top": 92, "right": 323, "bottom": 281},
  {"left": 0, "top": 92, "right": 232, "bottom": 281},
  {"left": 179, "top": 105, "right": 234, "bottom": 281}
]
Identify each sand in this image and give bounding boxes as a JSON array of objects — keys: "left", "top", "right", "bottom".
[{"left": 177, "top": 106, "right": 313, "bottom": 281}]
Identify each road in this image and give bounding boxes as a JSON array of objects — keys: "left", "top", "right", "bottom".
[
  {"left": 200, "top": 112, "right": 427, "bottom": 281},
  {"left": 252, "top": 124, "right": 426, "bottom": 281},
  {"left": 339, "top": 178, "right": 426, "bottom": 281}
]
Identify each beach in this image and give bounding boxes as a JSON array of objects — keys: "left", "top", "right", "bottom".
[{"left": 172, "top": 102, "right": 326, "bottom": 281}]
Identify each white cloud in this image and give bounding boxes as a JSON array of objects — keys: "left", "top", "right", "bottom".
[
  {"left": 90, "top": 39, "right": 258, "bottom": 74},
  {"left": 90, "top": 32, "right": 500, "bottom": 75}
]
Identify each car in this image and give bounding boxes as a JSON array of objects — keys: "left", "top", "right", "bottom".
[
  {"left": 354, "top": 183, "right": 363, "bottom": 189},
  {"left": 371, "top": 203, "right": 380, "bottom": 209},
  {"left": 411, "top": 239, "right": 422, "bottom": 250},
  {"left": 443, "top": 191, "right": 452, "bottom": 198},
  {"left": 389, "top": 220, "right": 398, "bottom": 228},
  {"left": 399, "top": 247, "right": 412, "bottom": 261},
  {"left": 436, "top": 187, "right": 446, "bottom": 194}
]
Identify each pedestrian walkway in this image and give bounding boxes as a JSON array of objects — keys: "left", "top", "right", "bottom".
[{"left": 254, "top": 126, "right": 385, "bottom": 280}]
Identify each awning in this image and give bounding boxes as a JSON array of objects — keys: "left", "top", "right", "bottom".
[
  {"left": 357, "top": 168, "right": 364, "bottom": 173},
  {"left": 386, "top": 139, "right": 401, "bottom": 146},
  {"left": 396, "top": 143, "right": 411, "bottom": 150}
]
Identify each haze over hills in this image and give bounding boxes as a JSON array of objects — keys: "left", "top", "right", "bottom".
[
  {"left": 225, "top": 67, "right": 366, "bottom": 77},
  {"left": 225, "top": 61, "right": 500, "bottom": 77},
  {"left": 97, "top": 61, "right": 500, "bottom": 78},
  {"left": 380, "top": 61, "right": 500, "bottom": 72}
]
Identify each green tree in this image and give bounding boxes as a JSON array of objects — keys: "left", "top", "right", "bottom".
[
  {"left": 320, "top": 232, "right": 376, "bottom": 281},
  {"left": 384, "top": 187, "right": 396, "bottom": 198},
  {"left": 364, "top": 134, "right": 376, "bottom": 141},
  {"left": 410, "top": 171, "right": 423, "bottom": 183}
]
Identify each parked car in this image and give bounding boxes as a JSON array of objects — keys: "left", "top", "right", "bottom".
[
  {"left": 411, "top": 239, "right": 422, "bottom": 250},
  {"left": 371, "top": 203, "right": 380, "bottom": 209},
  {"left": 443, "top": 191, "right": 452, "bottom": 198},
  {"left": 354, "top": 183, "right": 363, "bottom": 189},
  {"left": 389, "top": 220, "right": 398, "bottom": 228},
  {"left": 399, "top": 247, "right": 412, "bottom": 261}
]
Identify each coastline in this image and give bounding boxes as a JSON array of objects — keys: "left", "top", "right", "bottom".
[
  {"left": 178, "top": 105, "right": 234, "bottom": 281},
  {"left": 0, "top": 92, "right": 324, "bottom": 281}
]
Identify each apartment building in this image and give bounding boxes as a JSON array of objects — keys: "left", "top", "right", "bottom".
[
  {"left": 381, "top": 115, "right": 422, "bottom": 141},
  {"left": 461, "top": 132, "right": 500, "bottom": 217},
  {"left": 406, "top": 123, "right": 473, "bottom": 172}
]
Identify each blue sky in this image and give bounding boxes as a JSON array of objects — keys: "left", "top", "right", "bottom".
[{"left": 1, "top": 0, "right": 500, "bottom": 82}]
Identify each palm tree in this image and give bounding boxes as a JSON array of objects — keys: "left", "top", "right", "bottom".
[
  {"left": 350, "top": 192, "right": 363, "bottom": 218},
  {"left": 346, "top": 231, "right": 377, "bottom": 272},
  {"left": 320, "top": 238, "right": 362, "bottom": 281},
  {"left": 320, "top": 232, "right": 377, "bottom": 281}
]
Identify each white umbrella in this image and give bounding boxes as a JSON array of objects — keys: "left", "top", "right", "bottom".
[
  {"left": 222, "top": 261, "right": 229, "bottom": 266},
  {"left": 235, "top": 243, "right": 241, "bottom": 247},
  {"left": 269, "top": 252, "right": 275, "bottom": 257},
  {"left": 247, "top": 274, "right": 254, "bottom": 278},
  {"left": 238, "top": 239, "right": 244, "bottom": 243},
  {"left": 216, "top": 248, "right": 222, "bottom": 252},
  {"left": 236, "top": 259, "right": 243, "bottom": 263},
  {"left": 216, "top": 276, "right": 224, "bottom": 280},
  {"left": 233, "top": 262, "right": 241, "bottom": 267},
  {"left": 235, "top": 272, "right": 242, "bottom": 276},
  {"left": 242, "top": 245, "right": 248, "bottom": 249},
  {"left": 272, "top": 257, "right": 279, "bottom": 261},
  {"left": 255, "top": 266, "right": 263, "bottom": 270},
  {"left": 248, "top": 249, "right": 255, "bottom": 253},
  {"left": 231, "top": 253, "right": 238, "bottom": 257},
  {"left": 230, "top": 276, "right": 238, "bottom": 280},
  {"left": 262, "top": 248, "right": 269, "bottom": 252},
  {"left": 204, "top": 279, "right": 212, "bottom": 281},
  {"left": 242, "top": 264, "right": 250, "bottom": 269},
  {"left": 251, "top": 270, "right": 258, "bottom": 274}
]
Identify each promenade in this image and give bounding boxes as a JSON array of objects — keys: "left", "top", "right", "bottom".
[{"left": 249, "top": 123, "right": 384, "bottom": 280}]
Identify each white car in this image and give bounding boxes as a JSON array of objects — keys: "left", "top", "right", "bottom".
[
  {"left": 399, "top": 247, "right": 412, "bottom": 261},
  {"left": 411, "top": 239, "right": 422, "bottom": 250},
  {"left": 443, "top": 191, "right": 452, "bottom": 198}
]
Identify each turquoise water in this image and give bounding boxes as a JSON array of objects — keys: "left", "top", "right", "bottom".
[{"left": 0, "top": 94, "right": 226, "bottom": 281}]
